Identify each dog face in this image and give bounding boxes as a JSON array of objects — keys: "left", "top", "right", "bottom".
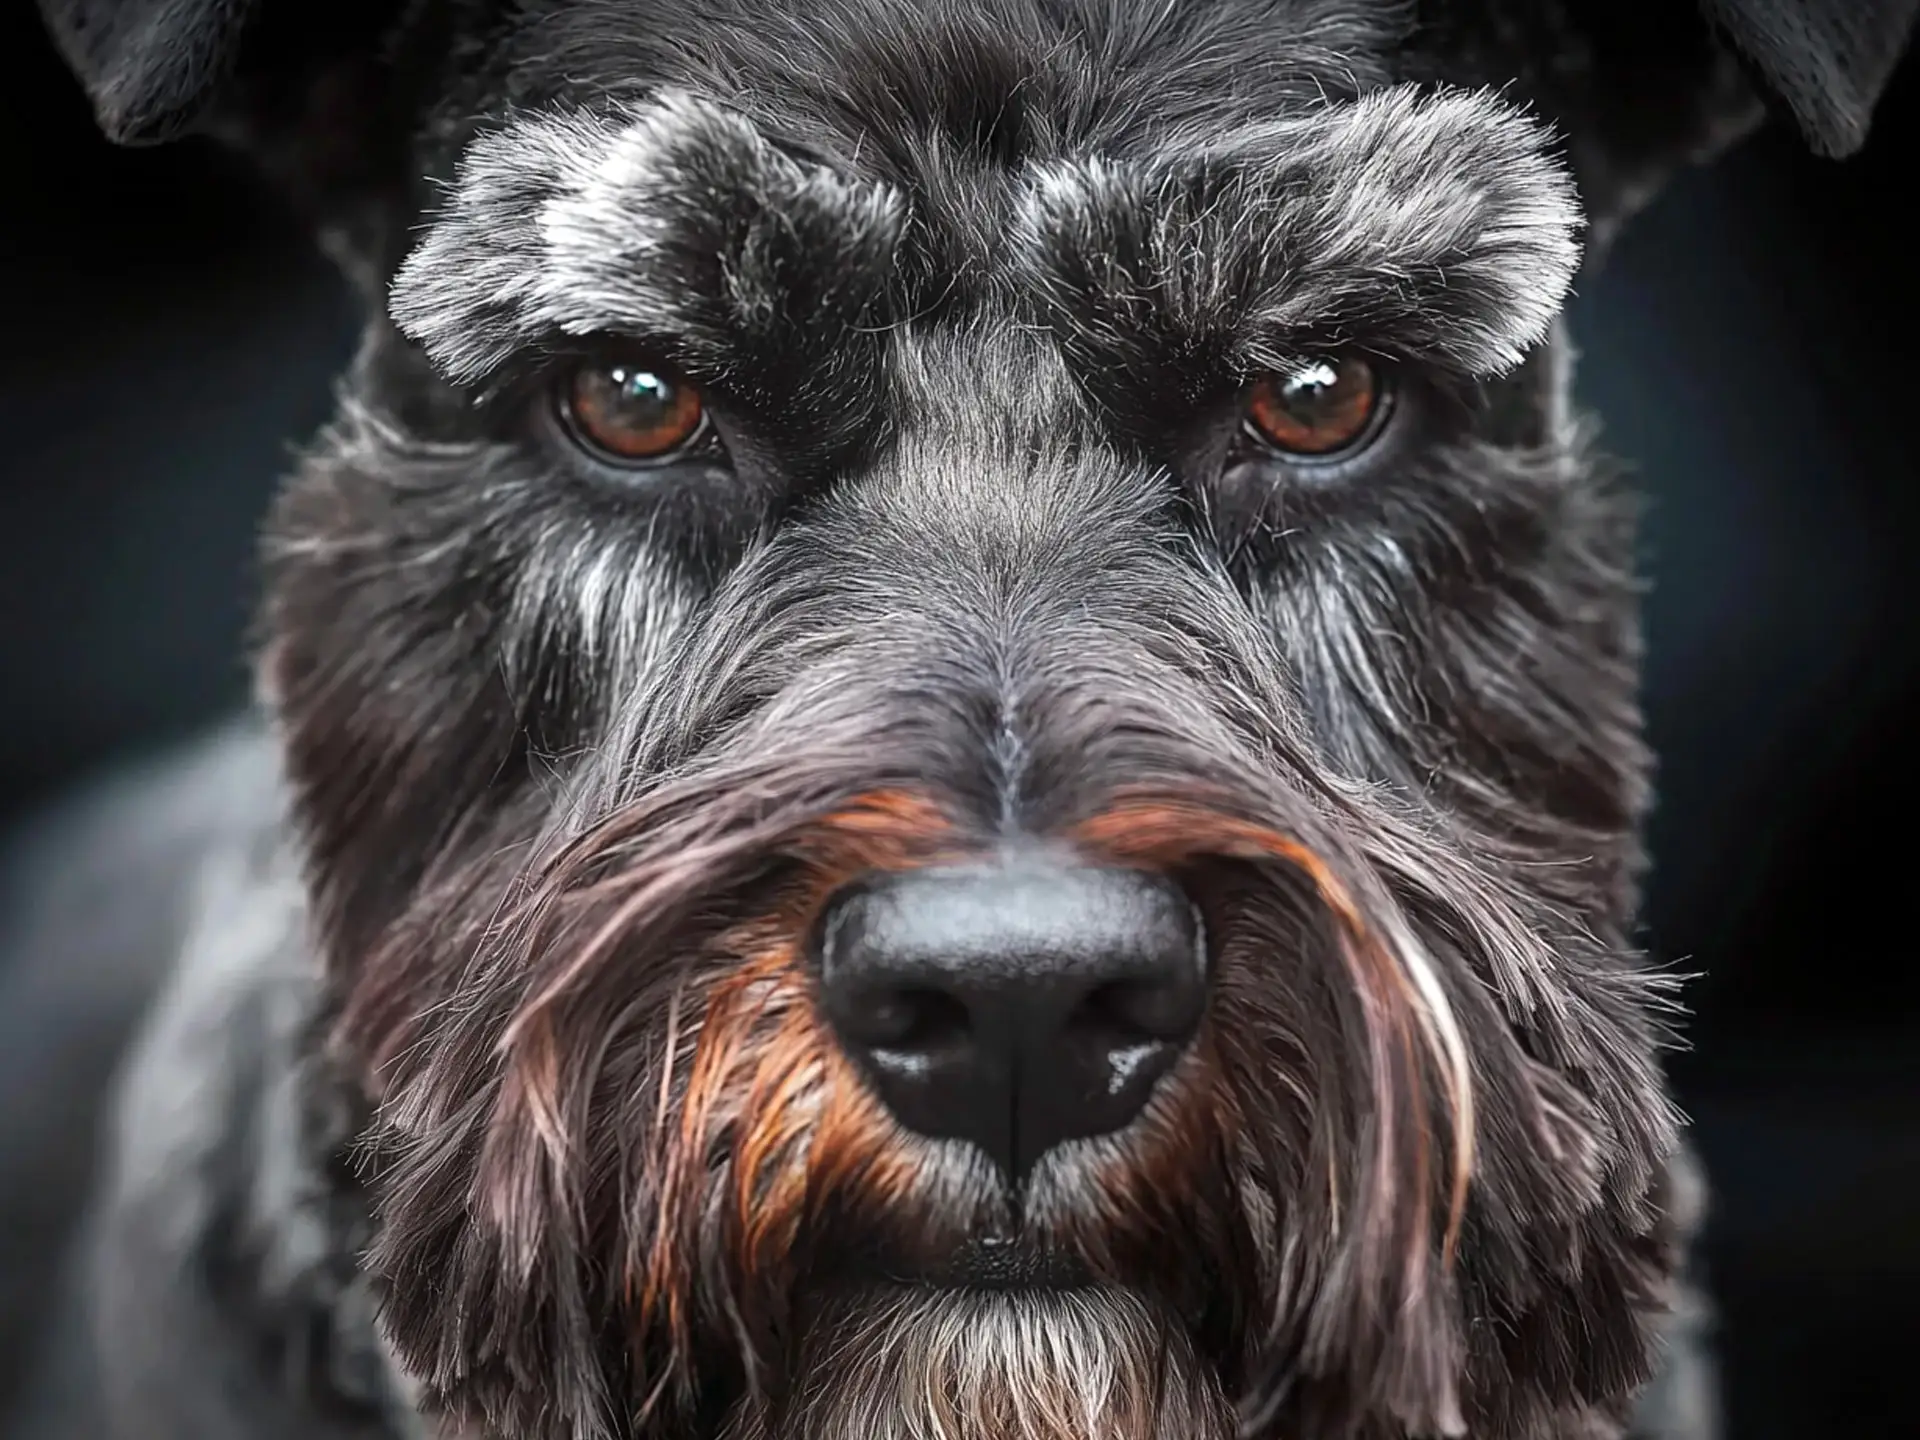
[{"left": 38, "top": 1, "right": 1918, "bottom": 1437}]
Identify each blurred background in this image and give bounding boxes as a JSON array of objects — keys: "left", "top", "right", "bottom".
[{"left": 1, "top": 7, "right": 1915, "bottom": 1436}]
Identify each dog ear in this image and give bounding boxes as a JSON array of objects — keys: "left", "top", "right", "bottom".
[
  {"left": 1704, "top": 0, "right": 1920, "bottom": 157},
  {"left": 36, "top": 0, "right": 411, "bottom": 145},
  {"left": 38, "top": 0, "right": 440, "bottom": 286},
  {"left": 1414, "top": 0, "right": 1917, "bottom": 249},
  {"left": 41, "top": 0, "right": 276, "bottom": 145}
]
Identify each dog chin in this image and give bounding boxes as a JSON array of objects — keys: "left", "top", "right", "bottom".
[{"left": 719, "top": 1283, "right": 1239, "bottom": 1440}]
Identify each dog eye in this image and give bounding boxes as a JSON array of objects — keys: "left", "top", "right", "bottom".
[
  {"left": 1243, "top": 357, "right": 1385, "bottom": 458},
  {"left": 557, "top": 360, "right": 707, "bottom": 464}
]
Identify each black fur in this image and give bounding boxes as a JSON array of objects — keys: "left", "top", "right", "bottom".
[{"left": 9, "top": 2, "right": 1915, "bottom": 1439}]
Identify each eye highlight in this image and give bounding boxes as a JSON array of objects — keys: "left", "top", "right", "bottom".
[
  {"left": 1243, "top": 357, "right": 1386, "bottom": 459},
  {"left": 558, "top": 359, "right": 707, "bottom": 464}
]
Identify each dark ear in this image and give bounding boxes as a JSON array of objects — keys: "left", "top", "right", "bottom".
[
  {"left": 1703, "top": 0, "right": 1920, "bottom": 157},
  {"left": 38, "top": 0, "right": 439, "bottom": 283},
  {"left": 35, "top": 0, "right": 420, "bottom": 152},
  {"left": 1413, "top": 0, "right": 1917, "bottom": 251},
  {"left": 43, "top": 0, "right": 311, "bottom": 145},
  {"left": 36, "top": 0, "right": 238, "bottom": 145}
]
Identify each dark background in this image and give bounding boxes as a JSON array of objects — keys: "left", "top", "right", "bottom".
[{"left": 1, "top": 7, "right": 1915, "bottom": 1436}]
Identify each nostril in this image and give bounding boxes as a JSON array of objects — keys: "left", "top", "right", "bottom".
[
  {"left": 841, "top": 984, "right": 972, "bottom": 1053},
  {"left": 1075, "top": 976, "right": 1201, "bottom": 1046}
]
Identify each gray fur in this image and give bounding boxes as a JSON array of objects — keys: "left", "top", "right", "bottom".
[
  {"left": 719, "top": 1287, "right": 1236, "bottom": 1440},
  {"left": 393, "top": 84, "right": 1578, "bottom": 388},
  {"left": 0, "top": 722, "right": 284, "bottom": 1402},
  {"left": 390, "top": 93, "right": 908, "bottom": 385},
  {"left": 1017, "top": 83, "right": 1584, "bottom": 379},
  {"left": 10, "top": 731, "right": 419, "bottom": 1440},
  {"left": 34, "top": 1, "right": 1914, "bottom": 1438}
]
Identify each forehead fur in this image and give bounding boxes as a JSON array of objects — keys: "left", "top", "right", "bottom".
[
  {"left": 393, "top": 81, "right": 1581, "bottom": 387},
  {"left": 464, "top": 0, "right": 1410, "bottom": 145}
]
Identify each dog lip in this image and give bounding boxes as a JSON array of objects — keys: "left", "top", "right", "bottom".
[
  {"left": 917, "top": 1236, "right": 1093, "bottom": 1291},
  {"left": 840, "top": 1230, "right": 1093, "bottom": 1291}
]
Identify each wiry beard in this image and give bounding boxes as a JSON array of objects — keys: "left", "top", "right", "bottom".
[
  {"left": 318, "top": 490, "right": 1679, "bottom": 1439},
  {"left": 340, "top": 714, "right": 1676, "bottom": 1438},
  {"left": 720, "top": 1286, "right": 1237, "bottom": 1440}
]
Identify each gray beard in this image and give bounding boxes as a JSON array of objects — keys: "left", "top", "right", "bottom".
[{"left": 720, "top": 1286, "right": 1238, "bottom": 1440}]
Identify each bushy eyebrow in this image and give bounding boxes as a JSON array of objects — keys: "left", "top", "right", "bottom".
[
  {"left": 391, "top": 83, "right": 1580, "bottom": 417},
  {"left": 389, "top": 91, "right": 907, "bottom": 389},
  {"left": 1013, "top": 84, "right": 1584, "bottom": 382}
]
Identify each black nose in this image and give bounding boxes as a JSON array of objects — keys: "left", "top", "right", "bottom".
[{"left": 815, "top": 856, "right": 1206, "bottom": 1180}]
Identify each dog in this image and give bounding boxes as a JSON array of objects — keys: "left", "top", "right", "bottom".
[{"left": 5, "top": 1, "right": 1913, "bottom": 1437}]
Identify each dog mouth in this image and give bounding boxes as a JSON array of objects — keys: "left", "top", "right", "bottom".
[
  {"left": 717, "top": 1277, "right": 1242, "bottom": 1440},
  {"left": 840, "top": 1225, "right": 1100, "bottom": 1291},
  {"left": 718, "top": 1172, "right": 1247, "bottom": 1439},
  {"left": 934, "top": 1232, "right": 1097, "bottom": 1289}
]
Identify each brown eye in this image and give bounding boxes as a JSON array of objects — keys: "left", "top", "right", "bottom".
[
  {"left": 560, "top": 360, "right": 706, "bottom": 463},
  {"left": 1244, "top": 357, "right": 1384, "bottom": 457}
]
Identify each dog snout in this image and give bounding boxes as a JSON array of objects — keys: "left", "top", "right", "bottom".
[{"left": 815, "top": 854, "right": 1206, "bottom": 1181}]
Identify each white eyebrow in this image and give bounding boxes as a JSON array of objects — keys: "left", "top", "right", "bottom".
[
  {"left": 393, "top": 82, "right": 1581, "bottom": 389},
  {"left": 1017, "top": 84, "right": 1585, "bottom": 378},
  {"left": 390, "top": 90, "right": 906, "bottom": 384}
]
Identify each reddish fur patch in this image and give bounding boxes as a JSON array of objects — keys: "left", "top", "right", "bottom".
[
  {"left": 621, "top": 792, "right": 964, "bottom": 1358},
  {"left": 361, "top": 779, "right": 1473, "bottom": 1425},
  {"left": 1069, "top": 796, "right": 1468, "bottom": 1280}
]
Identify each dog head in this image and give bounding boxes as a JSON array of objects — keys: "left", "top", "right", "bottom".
[{"left": 39, "top": 2, "right": 1917, "bottom": 1438}]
